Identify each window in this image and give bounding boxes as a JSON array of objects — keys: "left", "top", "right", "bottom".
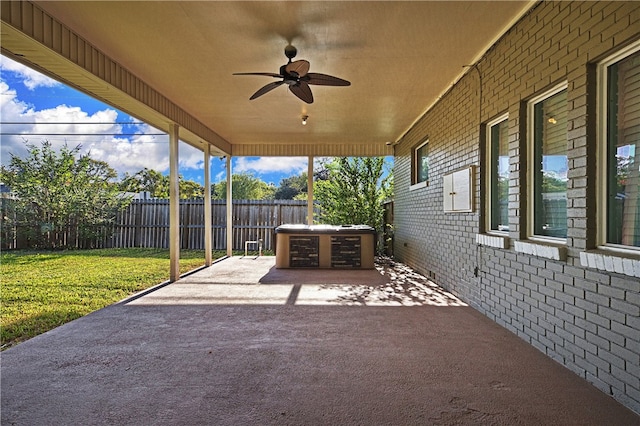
[
  {"left": 487, "top": 116, "right": 509, "bottom": 232},
  {"left": 600, "top": 42, "right": 640, "bottom": 250},
  {"left": 412, "top": 140, "right": 429, "bottom": 186},
  {"left": 528, "top": 84, "right": 568, "bottom": 239}
]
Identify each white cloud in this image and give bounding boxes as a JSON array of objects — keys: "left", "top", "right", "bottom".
[
  {"left": 0, "top": 56, "right": 61, "bottom": 90},
  {"left": 234, "top": 156, "right": 308, "bottom": 175},
  {"left": 83, "top": 126, "right": 207, "bottom": 177},
  {"left": 1, "top": 82, "right": 128, "bottom": 166},
  {"left": 0, "top": 79, "right": 208, "bottom": 178},
  {"left": 0, "top": 56, "right": 177, "bottom": 177},
  {"left": 178, "top": 142, "right": 205, "bottom": 172},
  {"left": 1, "top": 55, "right": 310, "bottom": 184},
  {"left": 85, "top": 133, "right": 171, "bottom": 177}
]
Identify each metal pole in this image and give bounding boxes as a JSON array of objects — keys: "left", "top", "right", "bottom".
[
  {"left": 169, "top": 123, "right": 180, "bottom": 281},
  {"left": 203, "top": 144, "right": 212, "bottom": 266},
  {"left": 307, "top": 155, "right": 314, "bottom": 225},
  {"left": 226, "top": 155, "right": 233, "bottom": 256}
]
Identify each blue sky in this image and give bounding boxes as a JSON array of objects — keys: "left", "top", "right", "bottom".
[{"left": 0, "top": 54, "right": 315, "bottom": 186}]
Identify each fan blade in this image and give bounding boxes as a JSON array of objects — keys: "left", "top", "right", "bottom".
[
  {"left": 233, "top": 72, "right": 283, "bottom": 78},
  {"left": 289, "top": 81, "right": 314, "bottom": 104},
  {"left": 305, "top": 73, "right": 351, "bottom": 86},
  {"left": 249, "top": 81, "right": 285, "bottom": 100},
  {"left": 285, "top": 60, "right": 310, "bottom": 77}
]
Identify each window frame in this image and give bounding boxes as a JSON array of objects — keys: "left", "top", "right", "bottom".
[
  {"left": 486, "top": 114, "right": 509, "bottom": 234},
  {"left": 411, "top": 139, "right": 429, "bottom": 189},
  {"left": 527, "top": 81, "right": 569, "bottom": 243},
  {"left": 597, "top": 40, "right": 640, "bottom": 253}
]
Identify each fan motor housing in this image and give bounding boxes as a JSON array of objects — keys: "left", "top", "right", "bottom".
[{"left": 284, "top": 45, "right": 297, "bottom": 60}]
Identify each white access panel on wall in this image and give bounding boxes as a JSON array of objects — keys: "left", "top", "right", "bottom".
[{"left": 443, "top": 166, "right": 474, "bottom": 213}]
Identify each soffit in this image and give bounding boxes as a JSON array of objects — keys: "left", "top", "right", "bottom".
[{"left": 10, "top": 1, "right": 533, "bottom": 156}]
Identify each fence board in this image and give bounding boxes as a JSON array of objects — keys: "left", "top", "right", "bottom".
[
  {"left": 1, "top": 198, "right": 316, "bottom": 250},
  {"left": 110, "top": 199, "right": 310, "bottom": 251}
]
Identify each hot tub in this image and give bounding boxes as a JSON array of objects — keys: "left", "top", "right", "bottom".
[{"left": 275, "top": 224, "right": 376, "bottom": 269}]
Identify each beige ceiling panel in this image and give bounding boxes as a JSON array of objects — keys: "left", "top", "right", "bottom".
[
  {"left": 2, "top": 1, "right": 534, "bottom": 157},
  {"left": 232, "top": 142, "right": 393, "bottom": 158}
]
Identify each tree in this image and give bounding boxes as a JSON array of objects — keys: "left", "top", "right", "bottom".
[
  {"left": 120, "top": 168, "right": 204, "bottom": 199},
  {"left": 274, "top": 173, "right": 308, "bottom": 200},
  {"left": 178, "top": 179, "right": 205, "bottom": 199},
  {"left": 313, "top": 157, "right": 393, "bottom": 234},
  {"left": 0, "top": 141, "right": 130, "bottom": 248},
  {"left": 542, "top": 172, "right": 567, "bottom": 193},
  {"left": 120, "top": 168, "right": 168, "bottom": 197},
  {"left": 212, "top": 172, "right": 275, "bottom": 200}
]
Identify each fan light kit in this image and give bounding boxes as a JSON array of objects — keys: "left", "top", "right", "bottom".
[
  {"left": 233, "top": 45, "right": 350, "bottom": 104},
  {"left": 302, "top": 115, "right": 308, "bottom": 125}
]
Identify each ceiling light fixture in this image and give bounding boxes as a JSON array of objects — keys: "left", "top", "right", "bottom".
[{"left": 302, "top": 115, "right": 308, "bottom": 126}]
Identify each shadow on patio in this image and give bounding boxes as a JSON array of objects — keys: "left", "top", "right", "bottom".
[
  {"left": 2, "top": 256, "right": 638, "bottom": 425},
  {"left": 135, "top": 256, "right": 468, "bottom": 307},
  {"left": 323, "top": 257, "right": 468, "bottom": 306}
]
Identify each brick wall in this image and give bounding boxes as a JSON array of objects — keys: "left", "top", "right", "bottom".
[{"left": 394, "top": 1, "right": 640, "bottom": 414}]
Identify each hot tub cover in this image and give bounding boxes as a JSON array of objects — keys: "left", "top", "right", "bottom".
[{"left": 275, "top": 224, "right": 375, "bottom": 234}]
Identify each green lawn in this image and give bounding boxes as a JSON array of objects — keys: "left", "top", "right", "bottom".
[{"left": 0, "top": 248, "right": 225, "bottom": 349}]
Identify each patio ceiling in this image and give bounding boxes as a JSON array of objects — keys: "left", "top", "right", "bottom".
[{"left": 1, "top": 1, "right": 533, "bottom": 157}]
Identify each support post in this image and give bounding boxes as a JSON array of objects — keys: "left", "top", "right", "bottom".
[
  {"left": 226, "top": 155, "right": 233, "bottom": 256},
  {"left": 169, "top": 123, "right": 180, "bottom": 281},
  {"left": 203, "top": 144, "right": 212, "bottom": 266},
  {"left": 307, "top": 155, "right": 314, "bottom": 225}
]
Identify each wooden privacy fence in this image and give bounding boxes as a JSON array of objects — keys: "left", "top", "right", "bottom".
[
  {"left": 110, "top": 199, "right": 313, "bottom": 251},
  {"left": 2, "top": 198, "right": 394, "bottom": 251}
]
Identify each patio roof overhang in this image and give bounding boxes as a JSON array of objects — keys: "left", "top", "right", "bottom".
[
  {"left": 0, "top": 0, "right": 535, "bottom": 280},
  {"left": 1, "top": 1, "right": 534, "bottom": 158}
]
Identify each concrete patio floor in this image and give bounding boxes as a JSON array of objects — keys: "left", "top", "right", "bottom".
[{"left": 2, "top": 256, "right": 638, "bottom": 425}]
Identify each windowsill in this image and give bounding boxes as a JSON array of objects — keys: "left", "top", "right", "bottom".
[
  {"left": 514, "top": 240, "right": 567, "bottom": 261},
  {"left": 476, "top": 233, "right": 509, "bottom": 249},
  {"left": 409, "top": 181, "right": 428, "bottom": 191},
  {"left": 580, "top": 249, "right": 640, "bottom": 278}
]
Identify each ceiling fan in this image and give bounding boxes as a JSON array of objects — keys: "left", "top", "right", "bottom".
[{"left": 233, "top": 45, "right": 350, "bottom": 104}]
